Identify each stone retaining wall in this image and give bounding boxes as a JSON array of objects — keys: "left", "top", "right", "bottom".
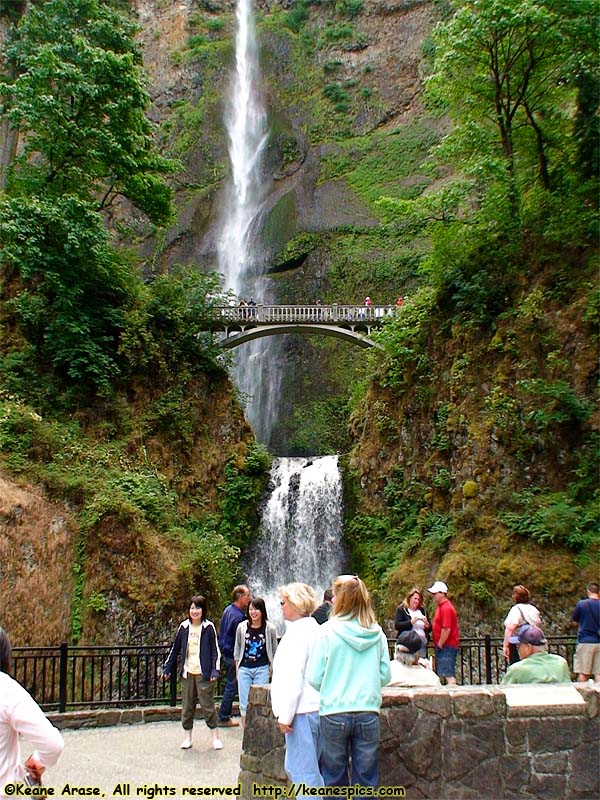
[
  {"left": 48, "top": 706, "right": 182, "bottom": 729},
  {"left": 239, "top": 684, "right": 599, "bottom": 800}
]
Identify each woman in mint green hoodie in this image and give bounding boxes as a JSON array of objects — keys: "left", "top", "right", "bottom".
[{"left": 307, "top": 575, "right": 391, "bottom": 788}]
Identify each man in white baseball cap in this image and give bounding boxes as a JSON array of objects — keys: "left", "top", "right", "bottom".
[{"left": 428, "top": 580, "right": 459, "bottom": 685}]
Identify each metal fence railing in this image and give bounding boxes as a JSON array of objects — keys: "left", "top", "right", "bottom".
[
  {"left": 385, "top": 634, "right": 577, "bottom": 685},
  {"left": 14, "top": 636, "right": 577, "bottom": 712}
]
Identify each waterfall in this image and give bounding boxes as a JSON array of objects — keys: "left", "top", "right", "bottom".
[
  {"left": 218, "top": 3, "right": 346, "bottom": 603},
  {"left": 245, "top": 456, "right": 347, "bottom": 632},
  {"left": 217, "top": 0, "right": 283, "bottom": 445}
]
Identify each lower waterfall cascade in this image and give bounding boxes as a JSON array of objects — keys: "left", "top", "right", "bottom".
[{"left": 244, "top": 455, "right": 347, "bottom": 631}]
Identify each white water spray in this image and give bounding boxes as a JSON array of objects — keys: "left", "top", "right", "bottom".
[
  {"left": 218, "top": 0, "right": 267, "bottom": 289},
  {"left": 245, "top": 456, "right": 347, "bottom": 632},
  {"left": 217, "top": 0, "right": 282, "bottom": 444}
]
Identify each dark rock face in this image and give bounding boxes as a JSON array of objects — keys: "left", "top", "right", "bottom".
[{"left": 240, "top": 684, "right": 600, "bottom": 800}]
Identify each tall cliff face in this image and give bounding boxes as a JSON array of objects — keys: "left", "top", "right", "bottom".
[
  {"left": 135, "top": 0, "right": 438, "bottom": 264},
  {"left": 345, "top": 268, "right": 598, "bottom": 630},
  {"left": 131, "top": 0, "right": 442, "bottom": 453}
]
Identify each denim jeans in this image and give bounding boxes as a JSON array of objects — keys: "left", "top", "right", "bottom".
[
  {"left": 237, "top": 663, "right": 270, "bottom": 714},
  {"left": 320, "top": 712, "right": 380, "bottom": 788},
  {"left": 284, "top": 712, "right": 323, "bottom": 797},
  {"left": 434, "top": 645, "right": 458, "bottom": 678},
  {"left": 218, "top": 655, "right": 238, "bottom": 721}
]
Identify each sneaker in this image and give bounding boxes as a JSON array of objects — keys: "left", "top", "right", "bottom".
[
  {"left": 217, "top": 719, "right": 240, "bottom": 727},
  {"left": 213, "top": 738, "right": 224, "bottom": 750},
  {"left": 180, "top": 736, "right": 192, "bottom": 749}
]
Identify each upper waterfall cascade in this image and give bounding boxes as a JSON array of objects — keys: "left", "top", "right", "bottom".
[{"left": 216, "top": 0, "right": 282, "bottom": 446}]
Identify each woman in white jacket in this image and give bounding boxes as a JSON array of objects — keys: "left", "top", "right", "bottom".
[
  {"left": 270, "top": 583, "right": 323, "bottom": 795},
  {"left": 0, "top": 627, "right": 64, "bottom": 797}
]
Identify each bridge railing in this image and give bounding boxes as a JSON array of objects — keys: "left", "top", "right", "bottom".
[
  {"left": 13, "top": 635, "right": 577, "bottom": 711},
  {"left": 213, "top": 304, "right": 397, "bottom": 325}
]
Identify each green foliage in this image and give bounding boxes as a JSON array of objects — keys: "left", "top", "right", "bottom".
[
  {"left": 81, "top": 471, "right": 177, "bottom": 530},
  {"left": 500, "top": 489, "right": 599, "bottom": 563},
  {"left": 430, "top": 403, "right": 451, "bottom": 452},
  {"left": 335, "top": 0, "right": 363, "bottom": 19},
  {"left": 323, "top": 83, "right": 350, "bottom": 112},
  {"left": 179, "top": 516, "right": 241, "bottom": 607},
  {"left": 0, "top": 0, "right": 176, "bottom": 223},
  {"left": 426, "top": 0, "right": 598, "bottom": 198},
  {"left": 284, "top": 0, "right": 309, "bottom": 33},
  {"left": 345, "top": 512, "right": 399, "bottom": 586},
  {"left": 323, "top": 60, "right": 342, "bottom": 73},
  {"left": 86, "top": 592, "right": 109, "bottom": 613},
  {"left": 518, "top": 379, "right": 592, "bottom": 429},
  {"left": 0, "top": 195, "right": 132, "bottom": 396},
  {"left": 345, "top": 470, "right": 454, "bottom": 587},
  {"left": 205, "top": 18, "right": 225, "bottom": 32},
  {"left": 469, "top": 581, "right": 495, "bottom": 608},
  {"left": 287, "top": 397, "right": 352, "bottom": 455},
  {"left": 118, "top": 267, "right": 224, "bottom": 382},
  {"left": 319, "top": 123, "right": 440, "bottom": 215},
  {"left": 375, "top": 287, "right": 437, "bottom": 389},
  {"left": 322, "top": 23, "right": 354, "bottom": 42},
  {"left": 418, "top": 511, "right": 453, "bottom": 555},
  {"left": 218, "top": 444, "right": 272, "bottom": 550},
  {"left": 0, "top": 0, "right": 216, "bottom": 405}
]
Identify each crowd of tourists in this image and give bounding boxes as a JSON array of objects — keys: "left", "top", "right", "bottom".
[
  {"left": 158, "top": 576, "right": 597, "bottom": 793},
  {"left": 0, "top": 579, "right": 598, "bottom": 795}
]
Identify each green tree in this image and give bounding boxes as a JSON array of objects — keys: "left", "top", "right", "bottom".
[
  {"left": 0, "top": 0, "right": 175, "bottom": 223},
  {"left": 0, "top": 0, "right": 184, "bottom": 398},
  {"left": 427, "top": 0, "right": 598, "bottom": 203}
]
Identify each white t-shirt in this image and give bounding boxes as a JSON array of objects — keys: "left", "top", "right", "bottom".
[
  {"left": 409, "top": 609, "right": 428, "bottom": 644},
  {"left": 184, "top": 623, "right": 203, "bottom": 676},
  {"left": 270, "top": 616, "right": 320, "bottom": 725},
  {"left": 503, "top": 603, "right": 541, "bottom": 641},
  {"left": 0, "top": 672, "right": 64, "bottom": 797}
]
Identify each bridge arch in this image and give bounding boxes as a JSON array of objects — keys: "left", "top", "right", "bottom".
[{"left": 218, "top": 322, "right": 383, "bottom": 350}]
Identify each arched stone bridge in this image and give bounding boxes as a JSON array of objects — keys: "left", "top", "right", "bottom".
[{"left": 212, "top": 304, "right": 397, "bottom": 349}]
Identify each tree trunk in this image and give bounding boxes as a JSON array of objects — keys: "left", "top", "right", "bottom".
[
  {"left": 523, "top": 100, "right": 550, "bottom": 191},
  {"left": 0, "top": 0, "right": 29, "bottom": 189}
]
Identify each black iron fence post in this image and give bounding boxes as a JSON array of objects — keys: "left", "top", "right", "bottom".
[
  {"left": 484, "top": 634, "right": 493, "bottom": 684},
  {"left": 59, "top": 642, "right": 68, "bottom": 713}
]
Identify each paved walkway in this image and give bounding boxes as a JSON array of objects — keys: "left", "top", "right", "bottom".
[{"left": 38, "top": 721, "right": 243, "bottom": 798}]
